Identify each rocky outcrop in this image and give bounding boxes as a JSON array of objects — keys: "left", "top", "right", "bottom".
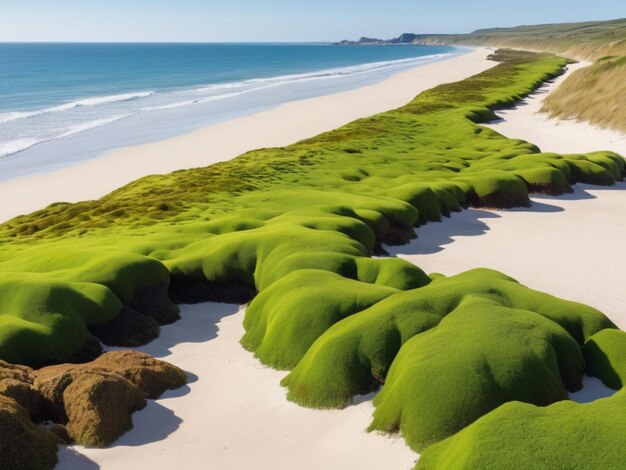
[
  {"left": 333, "top": 33, "right": 454, "bottom": 46},
  {"left": 334, "top": 36, "right": 384, "bottom": 45}
]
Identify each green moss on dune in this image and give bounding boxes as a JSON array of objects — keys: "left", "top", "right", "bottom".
[
  {"left": 584, "top": 329, "right": 626, "bottom": 390},
  {"left": 369, "top": 296, "right": 585, "bottom": 449},
  {"left": 2, "top": 51, "right": 623, "bottom": 240},
  {"left": 241, "top": 269, "right": 406, "bottom": 369},
  {"left": 0, "top": 275, "right": 119, "bottom": 365},
  {"left": 281, "top": 269, "right": 612, "bottom": 412},
  {"left": 416, "top": 390, "right": 626, "bottom": 470},
  {"left": 406, "top": 322, "right": 626, "bottom": 468}
]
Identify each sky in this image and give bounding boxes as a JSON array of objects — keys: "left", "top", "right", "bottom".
[{"left": 0, "top": 0, "right": 624, "bottom": 42}]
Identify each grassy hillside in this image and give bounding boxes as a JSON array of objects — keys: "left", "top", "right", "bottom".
[
  {"left": 1, "top": 50, "right": 625, "bottom": 468},
  {"left": 419, "top": 18, "right": 626, "bottom": 132},
  {"left": 437, "top": 19, "right": 626, "bottom": 60}
]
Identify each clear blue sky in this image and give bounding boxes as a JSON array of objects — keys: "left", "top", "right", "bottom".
[{"left": 0, "top": 0, "right": 624, "bottom": 42}]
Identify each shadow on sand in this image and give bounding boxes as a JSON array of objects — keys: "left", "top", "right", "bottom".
[
  {"left": 386, "top": 182, "right": 626, "bottom": 257},
  {"left": 387, "top": 209, "right": 500, "bottom": 256},
  {"left": 129, "top": 302, "right": 241, "bottom": 359},
  {"left": 110, "top": 400, "right": 183, "bottom": 448},
  {"left": 91, "top": 302, "right": 241, "bottom": 450},
  {"left": 57, "top": 447, "right": 101, "bottom": 469},
  {"left": 569, "top": 376, "right": 617, "bottom": 403}
]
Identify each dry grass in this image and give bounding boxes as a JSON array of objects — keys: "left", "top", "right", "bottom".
[{"left": 541, "top": 56, "right": 626, "bottom": 132}]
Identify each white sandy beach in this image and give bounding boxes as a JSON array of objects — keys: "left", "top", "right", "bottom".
[
  {"left": 0, "top": 48, "right": 492, "bottom": 223},
  {"left": 61, "top": 303, "right": 417, "bottom": 470},
  {"left": 54, "top": 56, "right": 626, "bottom": 470}
]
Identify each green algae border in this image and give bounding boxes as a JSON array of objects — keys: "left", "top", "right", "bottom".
[{"left": 0, "top": 49, "right": 625, "bottom": 468}]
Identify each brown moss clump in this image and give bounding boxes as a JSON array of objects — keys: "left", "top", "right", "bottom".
[
  {"left": 0, "top": 350, "right": 186, "bottom": 460},
  {"left": 0, "top": 360, "right": 41, "bottom": 417},
  {"left": 36, "top": 366, "right": 146, "bottom": 447},
  {"left": 0, "top": 395, "right": 59, "bottom": 470},
  {"left": 91, "top": 350, "right": 187, "bottom": 399},
  {"left": 35, "top": 350, "right": 186, "bottom": 447}
]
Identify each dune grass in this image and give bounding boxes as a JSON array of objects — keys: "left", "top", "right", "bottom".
[
  {"left": 541, "top": 55, "right": 626, "bottom": 132},
  {"left": 0, "top": 49, "right": 624, "bottom": 467}
]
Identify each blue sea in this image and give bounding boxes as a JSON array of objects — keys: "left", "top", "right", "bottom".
[{"left": 0, "top": 43, "right": 461, "bottom": 180}]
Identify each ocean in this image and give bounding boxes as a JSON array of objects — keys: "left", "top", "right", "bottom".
[{"left": 0, "top": 43, "right": 461, "bottom": 180}]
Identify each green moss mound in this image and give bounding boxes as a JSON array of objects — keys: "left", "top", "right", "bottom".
[
  {"left": 410, "top": 329, "right": 626, "bottom": 468},
  {"left": 280, "top": 269, "right": 612, "bottom": 437},
  {"left": 584, "top": 328, "right": 626, "bottom": 389},
  {"left": 416, "top": 390, "right": 626, "bottom": 470},
  {"left": 369, "top": 296, "right": 585, "bottom": 449}
]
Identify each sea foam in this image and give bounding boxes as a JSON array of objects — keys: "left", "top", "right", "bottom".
[{"left": 0, "top": 91, "right": 154, "bottom": 124}]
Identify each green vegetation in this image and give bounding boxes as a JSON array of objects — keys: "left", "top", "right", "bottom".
[
  {"left": 416, "top": 329, "right": 626, "bottom": 469},
  {"left": 541, "top": 55, "right": 626, "bottom": 131},
  {"left": 421, "top": 18, "right": 626, "bottom": 132},
  {"left": 416, "top": 390, "right": 626, "bottom": 470},
  {"left": 584, "top": 329, "right": 626, "bottom": 389},
  {"left": 0, "top": 50, "right": 624, "bottom": 467},
  {"left": 278, "top": 268, "right": 620, "bottom": 464},
  {"left": 280, "top": 269, "right": 612, "bottom": 447}
]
